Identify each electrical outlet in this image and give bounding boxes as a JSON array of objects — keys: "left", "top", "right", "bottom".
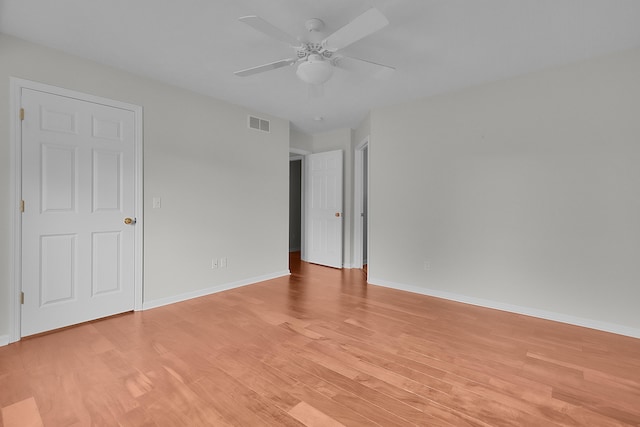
[
  {"left": 220, "top": 257, "right": 227, "bottom": 268},
  {"left": 211, "top": 258, "right": 218, "bottom": 269}
]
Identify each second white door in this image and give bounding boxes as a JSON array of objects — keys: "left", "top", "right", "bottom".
[{"left": 305, "top": 150, "right": 343, "bottom": 268}]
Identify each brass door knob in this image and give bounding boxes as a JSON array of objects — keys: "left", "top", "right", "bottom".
[
  {"left": 335, "top": 212, "right": 341, "bottom": 217},
  {"left": 124, "top": 217, "right": 135, "bottom": 225}
]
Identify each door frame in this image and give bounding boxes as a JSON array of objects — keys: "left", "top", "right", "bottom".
[
  {"left": 353, "top": 137, "right": 369, "bottom": 272},
  {"left": 9, "top": 78, "right": 144, "bottom": 343}
]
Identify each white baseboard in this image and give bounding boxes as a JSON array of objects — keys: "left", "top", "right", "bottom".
[
  {"left": 142, "top": 270, "right": 290, "bottom": 311},
  {"left": 342, "top": 263, "right": 362, "bottom": 269},
  {"left": 368, "top": 276, "right": 640, "bottom": 340},
  {"left": 0, "top": 334, "right": 10, "bottom": 347}
]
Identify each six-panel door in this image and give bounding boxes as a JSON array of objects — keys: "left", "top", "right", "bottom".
[{"left": 21, "top": 88, "right": 136, "bottom": 336}]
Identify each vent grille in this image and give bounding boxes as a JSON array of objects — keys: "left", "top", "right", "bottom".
[{"left": 248, "top": 115, "right": 270, "bottom": 133}]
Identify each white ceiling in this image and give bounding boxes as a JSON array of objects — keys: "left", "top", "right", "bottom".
[{"left": 2, "top": 0, "right": 640, "bottom": 134}]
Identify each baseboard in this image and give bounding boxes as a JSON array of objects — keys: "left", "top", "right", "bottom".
[
  {"left": 142, "top": 270, "right": 291, "bottom": 311},
  {"left": 342, "top": 263, "right": 363, "bottom": 269},
  {"left": 0, "top": 334, "right": 10, "bottom": 347},
  {"left": 368, "top": 276, "right": 640, "bottom": 339}
]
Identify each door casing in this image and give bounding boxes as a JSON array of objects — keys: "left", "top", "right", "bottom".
[
  {"left": 9, "top": 78, "right": 144, "bottom": 343},
  {"left": 353, "top": 137, "right": 369, "bottom": 272}
]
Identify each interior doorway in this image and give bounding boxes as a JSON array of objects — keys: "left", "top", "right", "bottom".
[
  {"left": 353, "top": 138, "right": 369, "bottom": 273},
  {"left": 362, "top": 145, "right": 368, "bottom": 266},
  {"left": 289, "top": 148, "right": 310, "bottom": 264},
  {"left": 289, "top": 158, "right": 302, "bottom": 252}
]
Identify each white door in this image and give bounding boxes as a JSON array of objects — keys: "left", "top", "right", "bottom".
[
  {"left": 305, "top": 150, "right": 343, "bottom": 268},
  {"left": 21, "top": 88, "right": 137, "bottom": 337}
]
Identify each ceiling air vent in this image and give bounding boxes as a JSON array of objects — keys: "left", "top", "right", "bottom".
[{"left": 248, "top": 115, "right": 270, "bottom": 133}]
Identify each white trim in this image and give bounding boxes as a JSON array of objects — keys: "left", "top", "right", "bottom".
[
  {"left": 9, "top": 78, "right": 144, "bottom": 343},
  {"left": 300, "top": 155, "right": 306, "bottom": 261},
  {"left": 353, "top": 137, "right": 369, "bottom": 272},
  {"left": 368, "top": 277, "right": 640, "bottom": 339},
  {"left": 133, "top": 102, "right": 144, "bottom": 311},
  {"left": 143, "top": 271, "right": 291, "bottom": 310},
  {"left": 0, "top": 335, "right": 9, "bottom": 347},
  {"left": 9, "top": 79, "right": 22, "bottom": 343},
  {"left": 289, "top": 147, "right": 311, "bottom": 156}
]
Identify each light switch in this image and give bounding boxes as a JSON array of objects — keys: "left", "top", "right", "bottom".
[{"left": 153, "top": 197, "right": 161, "bottom": 209}]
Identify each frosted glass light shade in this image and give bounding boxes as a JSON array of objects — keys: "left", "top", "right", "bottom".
[{"left": 296, "top": 54, "right": 334, "bottom": 85}]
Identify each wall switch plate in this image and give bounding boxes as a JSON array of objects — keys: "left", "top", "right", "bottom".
[
  {"left": 220, "top": 257, "right": 227, "bottom": 268},
  {"left": 153, "top": 197, "right": 161, "bottom": 209},
  {"left": 211, "top": 258, "right": 218, "bottom": 269},
  {"left": 424, "top": 260, "right": 431, "bottom": 271}
]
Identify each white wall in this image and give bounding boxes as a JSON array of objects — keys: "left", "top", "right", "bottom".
[
  {"left": 289, "top": 127, "right": 313, "bottom": 153},
  {"left": 0, "top": 34, "right": 290, "bottom": 339},
  {"left": 369, "top": 47, "right": 640, "bottom": 336},
  {"left": 354, "top": 112, "right": 371, "bottom": 149}
]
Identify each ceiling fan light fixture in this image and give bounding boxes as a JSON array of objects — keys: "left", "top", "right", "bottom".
[{"left": 296, "top": 54, "right": 334, "bottom": 85}]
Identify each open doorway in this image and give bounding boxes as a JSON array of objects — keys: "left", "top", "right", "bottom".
[
  {"left": 289, "top": 148, "right": 310, "bottom": 265},
  {"left": 354, "top": 138, "right": 369, "bottom": 274},
  {"left": 362, "top": 145, "right": 368, "bottom": 267},
  {"left": 289, "top": 158, "right": 302, "bottom": 253}
]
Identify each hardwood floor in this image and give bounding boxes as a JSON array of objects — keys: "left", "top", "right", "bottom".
[{"left": 2, "top": 253, "right": 640, "bottom": 426}]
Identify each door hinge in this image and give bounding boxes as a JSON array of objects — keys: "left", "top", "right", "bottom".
[
  {"left": 20, "top": 200, "right": 25, "bottom": 213},
  {"left": 20, "top": 108, "right": 24, "bottom": 121},
  {"left": 20, "top": 292, "right": 24, "bottom": 305}
]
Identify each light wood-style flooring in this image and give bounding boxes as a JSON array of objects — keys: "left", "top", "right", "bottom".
[{"left": 1, "top": 253, "right": 640, "bottom": 426}]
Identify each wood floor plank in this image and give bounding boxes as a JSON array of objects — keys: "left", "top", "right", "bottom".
[
  {"left": 1, "top": 252, "right": 639, "bottom": 426},
  {"left": 262, "top": 352, "right": 413, "bottom": 427},
  {"left": 213, "top": 350, "right": 382, "bottom": 427},
  {"left": 288, "top": 401, "right": 345, "bottom": 427},
  {"left": 1, "top": 397, "right": 43, "bottom": 427}
]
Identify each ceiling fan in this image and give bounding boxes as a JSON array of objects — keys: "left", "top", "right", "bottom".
[{"left": 234, "top": 8, "right": 395, "bottom": 86}]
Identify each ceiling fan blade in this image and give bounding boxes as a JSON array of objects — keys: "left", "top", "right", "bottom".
[
  {"left": 238, "top": 15, "right": 300, "bottom": 46},
  {"left": 234, "top": 58, "right": 297, "bottom": 77},
  {"left": 335, "top": 56, "right": 396, "bottom": 79},
  {"left": 322, "top": 8, "right": 389, "bottom": 52}
]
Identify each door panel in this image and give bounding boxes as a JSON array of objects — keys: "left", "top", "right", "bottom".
[
  {"left": 92, "top": 231, "right": 122, "bottom": 295},
  {"left": 40, "top": 234, "right": 76, "bottom": 305},
  {"left": 21, "top": 88, "right": 136, "bottom": 337},
  {"left": 42, "top": 144, "right": 77, "bottom": 212},
  {"left": 93, "top": 150, "right": 123, "bottom": 211},
  {"left": 305, "top": 150, "right": 343, "bottom": 268}
]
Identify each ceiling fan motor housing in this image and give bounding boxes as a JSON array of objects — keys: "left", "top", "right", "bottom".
[
  {"left": 297, "top": 43, "right": 332, "bottom": 60},
  {"left": 305, "top": 18, "right": 325, "bottom": 32}
]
